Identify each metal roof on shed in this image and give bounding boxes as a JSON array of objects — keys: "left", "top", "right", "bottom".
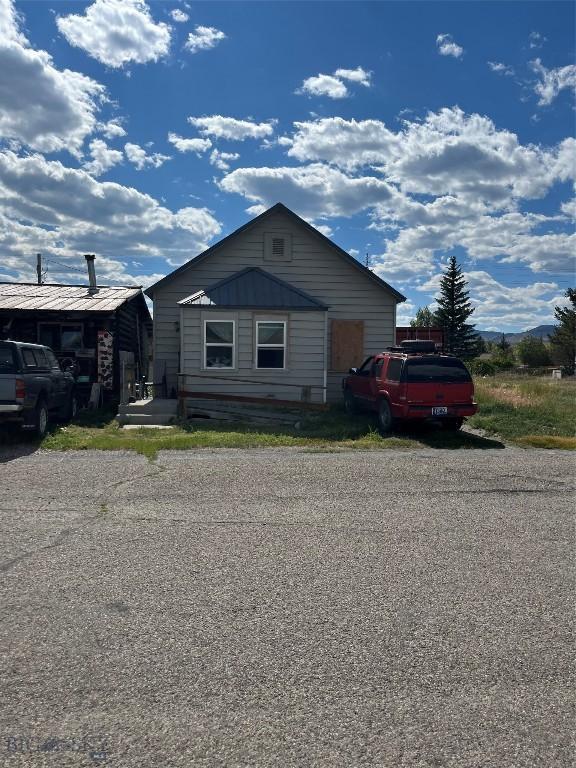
[
  {"left": 178, "top": 267, "right": 329, "bottom": 310},
  {"left": 0, "top": 283, "right": 143, "bottom": 312}
]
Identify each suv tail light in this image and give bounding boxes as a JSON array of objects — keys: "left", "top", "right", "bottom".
[{"left": 15, "top": 378, "right": 25, "bottom": 399}]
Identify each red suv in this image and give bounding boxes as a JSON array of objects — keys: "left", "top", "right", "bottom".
[{"left": 342, "top": 341, "right": 477, "bottom": 433}]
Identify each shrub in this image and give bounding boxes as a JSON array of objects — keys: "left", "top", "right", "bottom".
[
  {"left": 467, "top": 359, "right": 496, "bottom": 376},
  {"left": 491, "top": 351, "right": 516, "bottom": 370},
  {"left": 516, "top": 336, "right": 552, "bottom": 367}
]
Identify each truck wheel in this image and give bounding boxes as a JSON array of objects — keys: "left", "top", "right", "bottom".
[
  {"left": 33, "top": 398, "right": 49, "bottom": 438},
  {"left": 377, "top": 399, "right": 393, "bottom": 434},
  {"left": 343, "top": 389, "right": 357, "bottom": 415}
]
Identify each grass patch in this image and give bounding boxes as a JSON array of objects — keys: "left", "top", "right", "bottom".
[
  {"left": 515, "top": 435, "right": 576, "bottom": 450},
  {"left": 18, "top": 402, "right": 503, "bottom": 459},
  {"left": 41, "top": 408, "right": 418, "bottom": 459},
  {"left": 469, "top": 376, "right": 575, "bottom": 449},
  {"left": 5, "top": 378, "right": 570, "bottom": 457}
]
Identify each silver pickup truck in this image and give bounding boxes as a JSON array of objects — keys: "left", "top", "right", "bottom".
[{"left": 0, "top": 341, "right": 77, "bottom": 436}]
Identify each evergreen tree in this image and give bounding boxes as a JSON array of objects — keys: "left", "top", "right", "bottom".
[
  {"left": 433, "top": 256, "right": 479, "bottom": 359},
  {"left": 549, "top": 288, "right": 576, "bottom": 373},
  {"left": 410, "top": 306, "right": 435, "bottom": 328},
  {"left": 496, "top": 333, "right": 511, "bottom": 352}
]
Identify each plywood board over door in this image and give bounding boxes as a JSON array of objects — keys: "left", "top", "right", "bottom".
[{"left": 330, "top": 320, "right": 365, "bottom": 372}]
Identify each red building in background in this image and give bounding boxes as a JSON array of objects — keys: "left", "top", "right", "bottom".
[{"left": 396, "top": 326, "right": 444, "bottom": 350}]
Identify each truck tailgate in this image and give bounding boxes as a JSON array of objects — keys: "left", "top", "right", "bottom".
[{"left": 0, "top": 374, "right": 16, "bottom": 401}]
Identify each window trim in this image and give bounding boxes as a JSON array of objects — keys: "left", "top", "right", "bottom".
[
  {"left": 255, "top": 319, "right": 287, "bottom": 370},
  {"left": 203, "top": 318, "right": 236, "bottom": 370}
]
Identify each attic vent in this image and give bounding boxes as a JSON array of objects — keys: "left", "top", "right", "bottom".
[
  {"left": 272, "top": 238, "right": 285, "bottom": 258},
  {"left": 264, "top": 232, "right": 292, "bottom": 262}
]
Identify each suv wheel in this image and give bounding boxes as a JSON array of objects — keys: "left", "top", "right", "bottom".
[
  {"left": 343, "top": 389, "right": 357, "bottom": 415},
  {"left": 33, "top": 398, "right": 49, "bottom": 438},
  {"left": 377, "top": 399, "right": 393, "bottom": 434}
]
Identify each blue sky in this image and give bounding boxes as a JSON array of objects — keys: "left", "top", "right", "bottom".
[{"left": 0, "top": 0, "right": 574, "bottom": 330}]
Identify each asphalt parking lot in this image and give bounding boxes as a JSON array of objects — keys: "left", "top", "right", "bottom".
[{"left": 0, "top": 446, "right": 574, "bottom": 767}]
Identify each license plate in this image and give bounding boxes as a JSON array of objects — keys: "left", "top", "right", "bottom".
[{"left": 432, "top": 406, "right": 448, "bottom": 416}]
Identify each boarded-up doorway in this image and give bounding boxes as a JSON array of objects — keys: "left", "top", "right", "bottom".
[{"left": 330, "top": 320, "right": 364, "bottom": 371}]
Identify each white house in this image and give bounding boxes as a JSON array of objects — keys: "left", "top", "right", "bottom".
[{"left": 145, "top": 203, "right": 405, "bottom": 404}]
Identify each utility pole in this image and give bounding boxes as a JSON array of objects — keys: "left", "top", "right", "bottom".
[{"left": 36, "top": 253, "right": 42, "bottom": 285}]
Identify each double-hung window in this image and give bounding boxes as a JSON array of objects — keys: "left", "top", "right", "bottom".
[
  {"left": 256, "top": 321, "right": 286, "bottom": 369},
  {"left": 204, "top": 320, "right": 235, "bottom": 368}
]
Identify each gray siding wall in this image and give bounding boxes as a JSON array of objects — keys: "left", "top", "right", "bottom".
[
  {"left": 180, "top": 308, "right": 326, "bottom": 404},
  {"left": 152, "top": 209, "right": 397, "bottom": 401}
]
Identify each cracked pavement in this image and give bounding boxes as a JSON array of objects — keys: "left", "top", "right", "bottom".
[{"left": 0, "top": 447, "right": 574, "bottom": 767}]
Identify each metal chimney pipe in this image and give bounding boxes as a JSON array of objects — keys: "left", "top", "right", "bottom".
[
  {"left": 36, "top": 253, "right": 42, "bottom": 285},
  {"left": 84, "top": 254, "right": 97, "bottom": 294}
]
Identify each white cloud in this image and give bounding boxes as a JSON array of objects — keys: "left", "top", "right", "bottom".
[
  {"left": 83, "top": 139, "right": 124, "bottom": 176},
  {"left": 299, "top": 74, "right": 349, "bottom": 99},
  {"left": 561, "top": 198, "right": 576, "bottom": 220},
  {"left": 188, "top": 115, "right": 276, "bottom": 140},
  {"left": 0, "top": 150, "right": 221, "bottom": 275},
  {"left": 124, "top": 142, "right": 170, "bottom": 170},
  {"left": 218, "top": 163, "right": 397, "bottom": 220},
  {"left": 97, "top": 119, "right": 127, "bottom": 139},
  {"left": 57, "top": 0, "right": 171, "bottom": 68},
  {"left": 167, "top": 132, "right": 212, "bottom": 154},
  {"left": 436, "top": 33, "right": 464, "bottom": 58},
  {"left": 170, "top": 8, "right": 189, "bottom": 23},
  {"left": 298, "top": 66, "right": 371, "bottom": 99},
  {"left": 488, "top": 61, "right": 515, "bottom": 77},
  {"left": 216, "top": 108, "right": 575, "bottom": 281},
  {"left": 209, "top": 149, "right": 240, "bottom": 171},
  {"left": 0, "top": 0, "right": 25, "bottom": 44},
  {"left": 454, "top": 271, "right": 561, "bottom": 329},
  {"left": 312, "top": 222, "right": 333, "bottom": 238},
  {"left": 396, "top": 300, "right": 417, "bottom": 327},
  {"left": 333, "top": 66, "right": 371, "bottom": 86},
  {"left": 184, "top": 25, "right": 226, "bottom": 54},
  {"left": 287, "top": 117, "right": 398, "bottom": 169},
  {"left": 529, "top": 31, "right": 547, "bottom": 50},
  {"left": 413, "top": 269, "right": 565, "bottom": 330},
  {"left": 0, "top": 0, "right": 106, "bottom": 154},
  {"left": 530, "top": 58, "right": 576, "bottom": 106},
  {"left": 286, "top": 109, "right": 572, "bottom": 208}
]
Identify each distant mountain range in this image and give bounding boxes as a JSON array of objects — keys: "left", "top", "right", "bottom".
[{"left": 478, "top": 325, "right": 555, "bottom": 344}]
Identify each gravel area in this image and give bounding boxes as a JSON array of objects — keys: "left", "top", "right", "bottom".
[{"left": 0, "top": 447, "right": 574, "bottom": 767}]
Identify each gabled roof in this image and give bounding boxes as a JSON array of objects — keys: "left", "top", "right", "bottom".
[
  {"left": 0, "top": 282, "right": 148, "bottom": 313},
  {"left": 178, "top": 267, "right": 328, "bottom": 310},
  {"left": 146, "top": 203, "right": 406, "bottom": 303}
]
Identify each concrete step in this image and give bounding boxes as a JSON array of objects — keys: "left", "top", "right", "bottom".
[
  {"left": 116, "top": 413, "right": 177, "bottom": 426},
  {"left": 118, "top": 398, "right": 178, "bottom": 416}
]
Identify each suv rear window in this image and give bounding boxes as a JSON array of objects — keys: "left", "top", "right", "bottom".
[
  {"left": 385, "top": 358, "right": 403, "bottom": 382},
  {"left": 404, "top": 357, "right": 472, "bottom": 383},
  {"left": 22, "top": 348, "right": 38, "bottom": 368},
  {"left": 0, "top": 344, "right": 17, "bottom": 374}
]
